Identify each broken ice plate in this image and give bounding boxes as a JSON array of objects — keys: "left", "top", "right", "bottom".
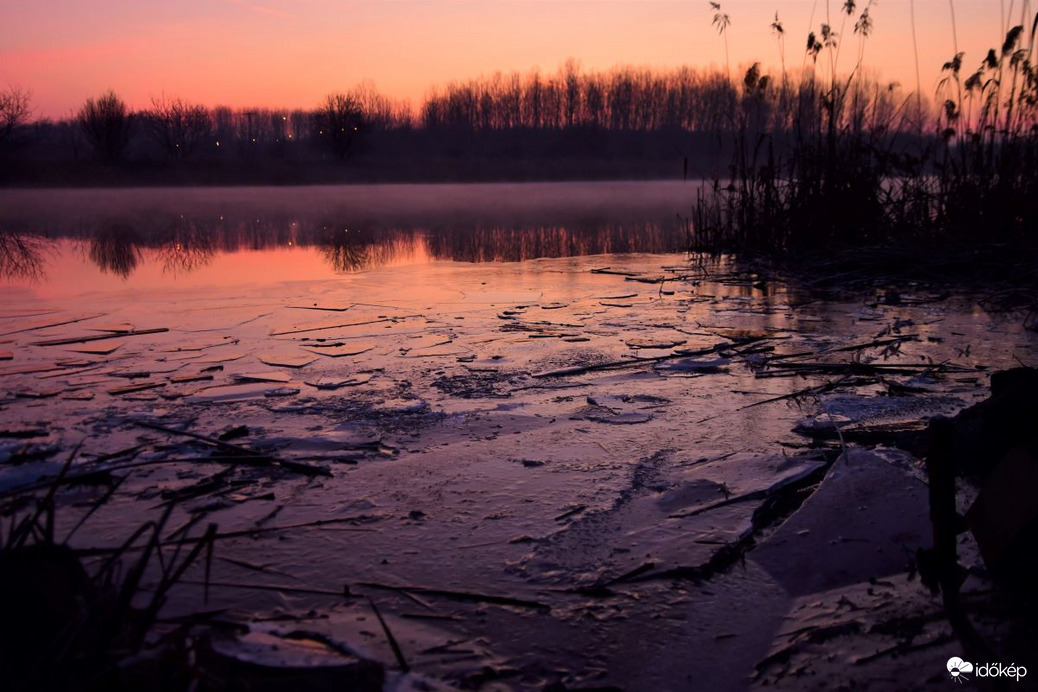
[
  {"left": 257, "top": 353, "right": 318, "bottom": 368},
  {"left": 233, "top": 371, "right": 293, "bottom": 384},
  {"left": 67, "top": 340, "right": 126, "bottom": 355},
  {"left": 303, "top": 343, "right": 375, "bottom": 357}
]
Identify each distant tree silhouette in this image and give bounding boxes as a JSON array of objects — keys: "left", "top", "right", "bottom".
[
  {"left": 417, "top": 64, "right": 749, "bottom": 133},
  {"left": 144, "top": 95, "right": 210, "bottom": 159},
  {"left": 348, "top": 82, "right": 396, "bottom": 130},
  {"left": 0, "top": 86, "right": 32, "bottom": 151},
  {"left": 314, "top": 93, "right": 364, "bottom": 159},
  {"left": 77, "top": 90, "right": 133, "bottom": 164}
]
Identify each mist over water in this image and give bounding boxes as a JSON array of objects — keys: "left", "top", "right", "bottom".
[{"left": 0, "top": 181, "right": 697, "bottom": 229}]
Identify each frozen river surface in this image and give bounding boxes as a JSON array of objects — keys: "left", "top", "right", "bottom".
[{"left": 1, "top": 183, "right": 1035, "bottom": 690}]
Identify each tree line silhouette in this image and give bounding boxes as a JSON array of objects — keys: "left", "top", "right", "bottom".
[
  {"left": 0, "top": 62, "right": 918, "bottom": 185},
  {"left": 420, "top": 61, "right": 741, "bottom": 132}
]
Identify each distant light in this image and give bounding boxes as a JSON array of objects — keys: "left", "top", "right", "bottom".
[{"left": 216, "top": 141, "right": 220, "bottom": 146}]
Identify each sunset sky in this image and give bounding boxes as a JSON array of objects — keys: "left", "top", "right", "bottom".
[{"left": 2, "top": 1, "right": 1029, "bottom": 119}]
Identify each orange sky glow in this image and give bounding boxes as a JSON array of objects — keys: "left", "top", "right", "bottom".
[{"left": 1, "top": 1, "right": 1030, "bottom": 119}]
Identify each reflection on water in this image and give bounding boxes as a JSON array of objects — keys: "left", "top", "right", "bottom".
[
  {"left": 427, "top": 223, "right": 678, "bottom": 263},
  {"left": 89, "top": 224, "right": 142, "bottom": 278},
  {"left": 0, "top": 182, "right": 696, "bottom": 288},
  {"left": 154, "top": 221, "right": 217, "bottom": 276},
  {"left": 0, "top": 229, "right": 47, "bottom": 282},
  {"left": 318, "top": 226, "right": 422, "bottom": 273},
  {"left": 1, "top": 213, "right": 687, "bottom": 285}
]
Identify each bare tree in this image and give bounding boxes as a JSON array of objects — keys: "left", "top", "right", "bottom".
[
  {"left": 350, "top": 81, "right": 395, "bottom": 130},
  {"left": 0, "top": 86, "right": 32, "bottom": 150},
  {"left": 77, "top": 90, "right": 133, "bottom": 164},
  {"left": 144, "top": 95, "right": 210, "bottom": 159},
  {"left": 313, "top": 93, "right": 364, "bottom": 159}
]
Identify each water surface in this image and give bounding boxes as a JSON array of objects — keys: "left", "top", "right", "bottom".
[
  {"left": 1, "top": 181, "right": 696, "bottom": 297},
  {"left": 2, "top": 181, "right": 1036, "bottom": 691}
]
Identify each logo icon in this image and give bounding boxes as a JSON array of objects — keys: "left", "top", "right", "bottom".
[{"left": 948, "top": 657, "right": 974, "bottom": 683}]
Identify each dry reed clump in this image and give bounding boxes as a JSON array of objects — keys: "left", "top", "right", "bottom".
[
  {"left": 692, "top": 2, "right": 1038, "bottom": 264},
  {"left": 0, "top": 449, "right": 216, "bottom": 691}
]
